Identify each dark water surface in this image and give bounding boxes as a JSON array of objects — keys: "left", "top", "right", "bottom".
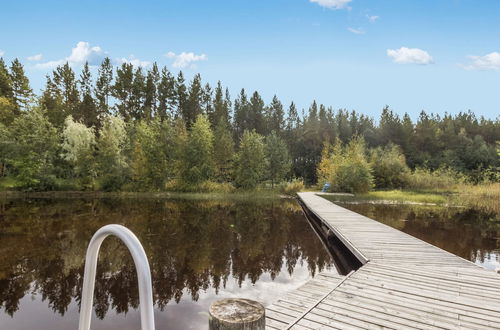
[
  {"left": 335, "top": 202, "right": 500, "bottom": 270},
  {"left": 0, "top": 197, "right": 334, "bottom": 329}
]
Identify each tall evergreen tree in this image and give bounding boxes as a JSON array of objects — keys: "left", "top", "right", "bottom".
[
  {"left": 175, "top": 71, "right": 188, "bottom": 120},
  {"left": 211, "top": 81, "right": 230, "bottom": 127},
  {"left": 184, "top": 73, "right": 203, "bottom": 128},
  {"left": 40, "top": 75, "right": 66, "bottom": 128},
  {"left": 249, "top": 91, "right": 266, "bottom": 135},
  {"left": 266, "top": 95, "right": 285, "bottom": 135},
  {"left": 77, "top": 62, "right": 98, "bottom": 128},
  {"left": 143, "top": 63, "right": 160, "bottom": 120},
  {"left": 113, "top": 62, "right": 134, "bottom": 121},
  {"left": 53, "top": 63, "right": 79, "bottom": 118},
  {"left": 131, "top": 67, "right": 146, "bottom": 120},
  {"left": 94, "top": 57, "right": 113, "bottom": 119},
  {"left": 286, "top": 102, "right": 299, "bottom": 131},
  {"left": 233, "top": 89, "right": 250, "bottom": 140},
  {"left": 157, "top": 67, "right": 177, "bottom": 121},
  {"left": 202, "top": 83, "right": 212, "bottom": 118},
  {"left": 9, "top": 58, "right": 33, "bottom": 110},
  {"left": 0, "top": 58, "right": 13, "bottom": 100}
]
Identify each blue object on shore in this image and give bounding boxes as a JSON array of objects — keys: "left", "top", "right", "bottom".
[{"left": 321, "top": 183, "right": 331, "bottom": 192}]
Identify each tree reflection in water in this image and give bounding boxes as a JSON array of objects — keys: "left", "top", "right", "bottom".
[{"left": 0, "top": 198, "right": 333, "bottom": 329}]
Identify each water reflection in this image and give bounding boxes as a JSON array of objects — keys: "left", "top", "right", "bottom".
[
  {"left": 0, "top": 198, "right": 333, "bottom": 329},
  {"left": 336, "top": 202, "right": 500, "bottom": 270}
]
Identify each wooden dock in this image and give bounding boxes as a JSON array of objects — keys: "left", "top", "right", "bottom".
[{"left": 265, "top": 192, "right": 500, "bottom": 329}]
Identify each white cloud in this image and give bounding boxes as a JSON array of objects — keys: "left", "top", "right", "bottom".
[
  {"left": 0, "top": 50, "right": 4, "bottom": 57},
  {"left": 165, "top": 51, "right": 208, "bottom": 69},
  {"left": 367, "top": 15, "right": 379, "bottom": 23},
  {"left": 35, "top": 41, "right": 106, "bottom": 69},
  {"left": 27, "top": 54, "right": 43, "bottom": 61},
  {"left": 118, "top": 55, "right": 151, "bottom": 68},
  {"left": 387, "top": 47, "right": 434, "bottom": 65},
  {"left": 462, "top": 52, "right": 500, "bottom": 71},
  {"left": 309, "top": 0, "right": 351, "bottom": 10},
  {"left": 347, "top": 27, "right": 365, "bottom": 35}
]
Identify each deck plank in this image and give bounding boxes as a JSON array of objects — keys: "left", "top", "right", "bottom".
[{"left": 265, "top": 192, "right": 500, "bottom": 329}]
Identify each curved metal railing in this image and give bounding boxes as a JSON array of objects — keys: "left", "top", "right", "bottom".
[{"left": 78, "top": 224, "right": 155, "bottom": 330}]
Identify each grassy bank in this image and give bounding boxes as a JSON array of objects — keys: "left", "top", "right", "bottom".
[
  {"left": 0, "top": 189, "right": 287, "bottom": 201},
  {"left": 321, "top": 182, "right": 500, "bottom": 215}
]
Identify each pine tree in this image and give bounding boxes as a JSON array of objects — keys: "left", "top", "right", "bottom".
[
  {"left": 202, "top": 83, "right": 213, "bottom": 118},
  {"left": 175, "top": 71, "right": 188, "bottom": 120},
  {"left": 143, "top": 63, "right": 160, "bottom": 120},
  {"left": 224, "top": 87, "right": 232, "bottom": 122},
  {"left": 157, "top": 66, "right": 177, "bottom": 121},
  {"left": 265, "top": 131, "right": 291, "bottom": 187},
  {"left": 211, "top": 81, "right": 230, "bottom": 127},
  {"left": 233, "top": 89, "right": 250, "bottom": 139},
  {"left": 0, "top": 58, "right": 13, "bottom": 100},
  {"left": 131, "top": 67, "right": 146, "bottom": 120},
  {"left": 266, "top": 95, "right": 284, "bottom": 135},
  {"left": 113, "top": 62, "right": 134, "bottom": 121},
  {"left": 185, "top": 73, "right": 203, "bottom": 128},
  {"left": 9, "top": 58, "right": 33, "bottom": 110},
  {"left": 249, "top": 91, "right": 265, "bottom": 135},
  {"left": 40, "top": 75, "right": 66, "bottom": 128},
  {"left": 53, "top": 63, "right": 79, "bottom": 118},
  {"left": 95, "top": 57, "right": 113, "bottom": 119},
  {"left": 77, "top": 62, "right": 98, "bottom": 128},
  {"left": 286, "top": 102, "right": 299, "bottom": 131}
]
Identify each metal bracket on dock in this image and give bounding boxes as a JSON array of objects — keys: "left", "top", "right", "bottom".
[{"left": 78, "top": 224, "right": 155, "bottom": 330}]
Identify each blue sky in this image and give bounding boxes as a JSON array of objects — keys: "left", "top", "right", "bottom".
[{"left": 1, "top": 0, "right": 500, "bottom": 119}]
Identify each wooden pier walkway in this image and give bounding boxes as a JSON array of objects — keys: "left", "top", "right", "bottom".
[{"left": 265, "top": 192, "right": 500, "bottom": 329}]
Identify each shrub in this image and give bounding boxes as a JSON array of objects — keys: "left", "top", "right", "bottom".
[
  {"left": 280, "top": 179, "right": 305, "bottom": 196},
  {"left": 370, "top": 144, "right": 410, "bottom": 189},
  {"left": 317, "top": 137, "right": 373, "bottom": 193}
]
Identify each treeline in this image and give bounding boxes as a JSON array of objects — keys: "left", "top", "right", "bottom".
[{"left": 0, "top": 57, "right": 498, "bottom": 191}]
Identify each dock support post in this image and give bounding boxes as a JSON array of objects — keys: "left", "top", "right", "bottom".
[{"left": 209, "top": 298, "right": 265, "bottom": 330}]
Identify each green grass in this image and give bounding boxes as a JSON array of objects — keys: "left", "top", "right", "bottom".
[
  {"left": 321, "top": 183, "right": 500, "bottom": 217},
  {"left": 321, "top": 189, "right": 449, "bottom": 205},
  {"left": 359, "top": 190, "right": 448, "bottom": 204},
  {"left": 0, "top": 177, "right": 19, "bottom": 191},
  {"left": 0, "top": 189, "right": 284, "bottom": 201}
]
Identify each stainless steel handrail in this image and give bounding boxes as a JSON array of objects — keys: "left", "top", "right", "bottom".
[{"left": 78, "top": 224, "right": 155, "bottom": 330}]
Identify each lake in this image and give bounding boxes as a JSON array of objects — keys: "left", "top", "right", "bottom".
[
  {"left": 0, "top": 197, "right": 334, "bottom": 330},
  {"left": 334, "top": 201, "right": 500, "bottom": 271}
]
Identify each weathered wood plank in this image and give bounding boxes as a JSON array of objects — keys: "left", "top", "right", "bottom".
[{"left": 264, "top": 192, "right": 500, "bottom": 329}]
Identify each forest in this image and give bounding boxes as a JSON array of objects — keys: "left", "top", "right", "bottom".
[{"left": 0, "top": 57, "right": 498, "bottom": 192}]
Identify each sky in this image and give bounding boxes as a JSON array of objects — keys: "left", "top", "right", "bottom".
[{"left": 1, "top": 0, "right": 500, "bottom": 120}]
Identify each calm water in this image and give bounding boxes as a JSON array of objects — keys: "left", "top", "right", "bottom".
[
  {"left": 336, "top": 202, "right": 500, "bottom": 270},
  {"left": 0, "top": 197, "right": 334, "bottom": 329}
]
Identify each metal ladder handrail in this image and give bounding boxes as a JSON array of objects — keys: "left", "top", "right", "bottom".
[{"left": 78, "top": 224, "right": 155, "bottom": 330}]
